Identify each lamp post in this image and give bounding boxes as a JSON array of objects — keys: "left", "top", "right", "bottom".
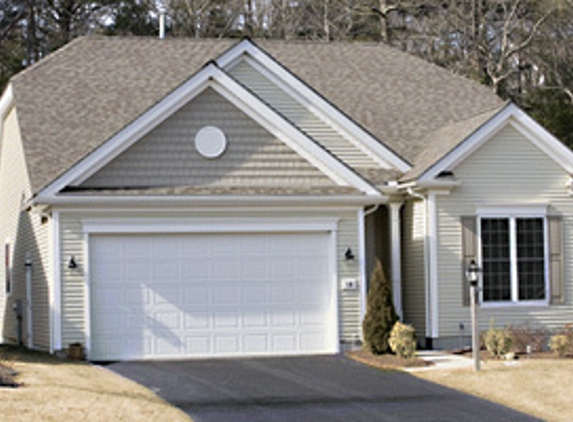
[{"left": 466, "top": 259, "right": 480, "bottom": 371}]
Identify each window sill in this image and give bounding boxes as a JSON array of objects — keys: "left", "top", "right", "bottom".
[{"left": 480, "top": 300, "right": 549, "bottom": 309}]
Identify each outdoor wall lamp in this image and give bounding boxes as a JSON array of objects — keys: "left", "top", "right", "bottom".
[
  {"left": 466, "top": 259, "right": 479, "bottom": 287},
  {"left": 344, "top": 248, "right": 355, "bottom": 261},
  {"left": 68, "top": 256, "right": 78, "bottom": 269}
]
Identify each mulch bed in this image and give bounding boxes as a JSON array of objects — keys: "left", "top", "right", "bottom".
[{"left": 347, "top": 349, "right": 432, "bottom": 370}]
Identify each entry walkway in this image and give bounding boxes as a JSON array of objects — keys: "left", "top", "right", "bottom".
[{"left": 406, "top": 350, "right": 474, "bottom": 372}]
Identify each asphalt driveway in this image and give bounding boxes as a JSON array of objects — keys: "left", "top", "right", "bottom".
[{"left": 108, "top": 355, "right": 539, "bottom": 422}]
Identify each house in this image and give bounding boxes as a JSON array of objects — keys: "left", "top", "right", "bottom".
[{"left": 0, "top": 37, "right": 571, "bottom": 360}]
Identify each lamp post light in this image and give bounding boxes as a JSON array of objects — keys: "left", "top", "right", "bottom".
[{"left": 466, "top": 259, "right": 481, "bottom": 371}]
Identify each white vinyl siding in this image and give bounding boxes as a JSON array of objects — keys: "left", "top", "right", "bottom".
[
  {"left": 58, "top": 208, "right": 362, "bottom": 350},
  {"left": 436, "top": 124, "right": 573, "bottom": 337},
  {"left": 0, "top": 108, "right": 51, "bottom": 350},
  {"left": 228, "top": 61, "right": 380, "bottom": 169},
  {"left": 82, "top": 88, "right": 335, "bottom": 189}
]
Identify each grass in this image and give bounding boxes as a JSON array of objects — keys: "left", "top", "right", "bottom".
[
  {"left": 414, "top": 357, "right": 573, "bottom": 422},
  {"left": 0, "top": 346, "right": 191, "bottom": 422}
]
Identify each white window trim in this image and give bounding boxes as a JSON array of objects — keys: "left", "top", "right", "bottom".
[{"left": 478, "top": 212, "right": 550, "bottom": 308}]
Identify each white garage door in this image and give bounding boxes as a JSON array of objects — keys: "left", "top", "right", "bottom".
[{"left": 89, "top": 232, "right": 336, "bottom": 360}]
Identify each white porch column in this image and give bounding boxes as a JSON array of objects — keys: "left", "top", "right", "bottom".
[{"left": 389, "top": 201, "right": 403, "bottom": 319}]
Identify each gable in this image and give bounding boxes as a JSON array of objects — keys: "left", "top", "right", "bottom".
[
  {"left": 453, "top": 124, "right": 569, "bottom": 196},
  {"left": 416, "top": 104, "right": 573, "bottom": 187},
  {"left": 228, "top": 59, "right": 387, "bottom": 170},
  {"left": 80, "top": 88, "right": 338, "bottom": 190}
]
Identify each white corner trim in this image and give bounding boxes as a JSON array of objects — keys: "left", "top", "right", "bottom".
[
  {"left": 420, "top": 103, "right": 573, "bottom": 183},
  {"left": 389, "top": 202, "right": 403, "bottom": 319},
  {"left": 218, "top": 41, "right": 411, "bottom": 173},
  {"left": 83, "top": 232, "right": 91, "bottom": 358},
  {"left": 358, "top": 208, "right": 367, "bottom": 329},
  {"left": 328, "top": 229, "right": 341, "bottom": 353},
  {"left": 81, "top": 217, "right": 339, "bottom": 234},
  {"left": 426, "top": 191, "right": 439, "bottom": 339},
  {"left": 37, "top": 62, "right": 381, "bottom": 199}
]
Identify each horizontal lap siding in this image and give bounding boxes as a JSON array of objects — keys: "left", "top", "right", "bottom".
[
  {"left": 229, "top": 61, "right": 379, "bottom": 169},
  {"left": 402, "top": 199, "right": 426, "bottom": 337},
  {"left": 82, "top": 88, "right": 334, "bottom": 189},
  {"left": 59, "top": 209, "right": 362, "bottom": 349},
  {"left": 437, "top": 125, "right": 573, "bottom": 336},
  {"left": 0, "top": 108, "right": 50, "bottom": 350}
]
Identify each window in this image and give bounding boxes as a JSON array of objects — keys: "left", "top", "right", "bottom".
[
  {"left": 5, "top": 241, "right": 11, "bottom": 295},
  {"left": 480, "top": 216, "right": 546, "bottom": 303}
]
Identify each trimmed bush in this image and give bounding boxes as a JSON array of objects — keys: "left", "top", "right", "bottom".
[
  {"left": 549, "top": 324, "right": 573, "bottom": 357},
  {"left": 389, "top": 322, "right": 417, "bottom": 359},
  {"left": 362, "top": 260, "right": 398, "bottom": 355},
  {"left": 483, "top": 321, "right": 513, "bottom": 358}
]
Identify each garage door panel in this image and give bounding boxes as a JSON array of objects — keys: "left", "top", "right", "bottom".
[
  {"left": 214, "top": 311, "right": 240, "bottom": 328},
  {"left": 182, "top": 260, "right": 211, "bottom": 280},
  {"left": 125, "top": 262, "right": 151, "bottom": 282},
  {"left": 213, "top": 286, "right": 240, "bottom": 305},
  {"left": 241, "top": 259, "right": 267, "bottom": 279},
  {"left": 185, "top": 312, "right": 210, "bottom": 329},
  {"left": 90, "top": 232, "right": 336, "bottom": 360},
  {"left": 215, "top": 335, "right": 239, "bottom": 353},
  {"left": 243, "top": 312, "right": 267, "bottom": 328},
  {"left": 184, "top": 286, "right": 210, "bottom": 305},
  {"left": 123, "top": 237, "right": 152, "bottom": 257},
  {"left": 243, "top": 284, "right": 267, "bottom": 304},
  {"left": 153, "top": 285, "right": 183, "bottom": 306}
]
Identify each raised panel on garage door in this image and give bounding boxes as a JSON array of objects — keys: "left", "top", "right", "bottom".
[{"left": 89, "top": 232, "right": 336, "bottom": 360}]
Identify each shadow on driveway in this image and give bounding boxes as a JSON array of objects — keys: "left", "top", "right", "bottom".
[{"left": 107, "top": 355, "right": 539, "bottom": 422}]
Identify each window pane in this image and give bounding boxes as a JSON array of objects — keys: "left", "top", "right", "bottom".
[
  {"left": 517, "top": 218, "right": 545, "bottom": 300},
  {"left": 481, "top": 218, "right": 511, "bottom": 301}
]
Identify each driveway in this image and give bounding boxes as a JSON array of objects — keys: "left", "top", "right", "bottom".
[{"left": 108, "top": 355, "right": 539, "bottom": 422}]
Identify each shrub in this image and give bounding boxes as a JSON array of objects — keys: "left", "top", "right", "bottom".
[
  {"left": 389, "top": 322, "right": 417, "bottom": 359},
  {"left": 362, "top": 260, "right": 398, "bottom": 355},
  {"left": 549, "top": 324, "right": 573, "bottom": 357},
  {"left": 508, "top": 323, "right": 548, "bottom": 353},
  {"left": 483, "top": 320, "right": 513, "bottom": 358}
]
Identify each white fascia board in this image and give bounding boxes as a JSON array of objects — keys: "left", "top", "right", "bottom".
[
  {"left": 211, "top": 70, "right": 380, "bottom": 195},
  {"left": 37, "top": 65, "right": 219, "bottom": 198},
  {"left": 0, "top": 84, "right": 14, "bottom": 120},
  {"left": 217, "top": 41, "right": 411, "bottom": 173},
  {"left": 419, "top": 103, "right": 573, "bottom": 183},
  {"left": 509, "top": 107, "right": 573, "bottom": 174},
  {"left": 35, "top": 194, "right": 387, "bottom": 207},
  {"left": 38, "top": 62, "right": 380, "bottom": 200}
]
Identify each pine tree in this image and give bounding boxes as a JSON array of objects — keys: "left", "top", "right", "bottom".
[{"left": 362, "top": 259, "right": 398, "bottom": 355}]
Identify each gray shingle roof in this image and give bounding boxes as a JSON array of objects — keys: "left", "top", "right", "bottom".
[{"left": 10, "top": 36, "right": 504, "bottom": 194}]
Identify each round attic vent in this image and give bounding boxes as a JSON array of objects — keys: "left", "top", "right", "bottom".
[{"left": 195, "top": 126, "right": 227, "bottom": 159}]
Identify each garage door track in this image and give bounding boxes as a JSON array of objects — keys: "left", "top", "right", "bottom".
[{"left": 108, "top": 355, "right": 539, "bottom": 422}]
